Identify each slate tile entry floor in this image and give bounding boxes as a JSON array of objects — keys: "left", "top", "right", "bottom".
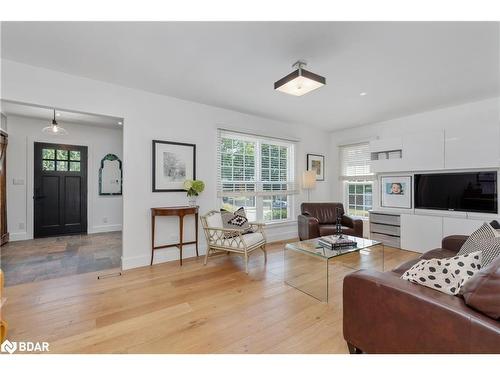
[{"left": 0, "top": 231, "right": 121, "bottom": 286}]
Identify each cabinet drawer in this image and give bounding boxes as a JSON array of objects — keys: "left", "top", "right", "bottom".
[
  {"left": 370, "top": 232, "right": 401, "bottom": 248},
  {"left": 370, "top": 213, "right": 400, "bottom": 226},
  {"left": 370, "top": 223, "right": 400, "bottom": 236}
]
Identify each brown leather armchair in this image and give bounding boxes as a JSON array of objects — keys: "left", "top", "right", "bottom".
[
  {"left": 298, "top": 202, "right": 363, "bottom": 240},
  {"left": 343, "top": 235, "right": 500, "bottom": 354}
]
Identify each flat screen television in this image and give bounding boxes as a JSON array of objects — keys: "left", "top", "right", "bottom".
[{"left": 414, "top": 171, "right": 498, "bottom": 214}]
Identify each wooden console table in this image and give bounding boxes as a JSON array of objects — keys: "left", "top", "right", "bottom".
[{"left": 151, "top": 206, "right": 199, "bottom": 266}]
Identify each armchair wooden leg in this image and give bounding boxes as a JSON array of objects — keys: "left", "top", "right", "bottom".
[
  {"left": 244, "top": 252, "right": 249, "bottom": 274},
  {"left": 204, "top": 247, "right": 210, "bottom": 265},
  {"left": 261, "top": 245, "right": 267, "bottom": 263}
]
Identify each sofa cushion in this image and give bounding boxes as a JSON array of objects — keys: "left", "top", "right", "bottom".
[
  {"left": 421, "top": 248, "right": 458, "bottom": 260},
  {"left": 401, "top": 251, "right": 482, "bottom": 295},
  {"left": 301, "top": 202, "right": 344, "bottom": 224},
  {"left": 461, "top": 256, "right": 500, "bottom": 320},
  {"left": 319, "top": 224, "right": 336, "bottom": 236},
  {"left": 442, "top": 235, "right": 468, "bottom": 253},
  {"left": 214, "top": 231, "right": 265, "bottom": 249},
  {"left": 392, "top": 248, "right": 459, "bottom": 276},
  {"left": 241, "top": 232, "right": 265, "bottom": 248},
  {"left": 392, "top": 259, "right": 421, "bottom": 276},
  {"left": 458, "top": 222, "right": 499, "bottom": 262}
]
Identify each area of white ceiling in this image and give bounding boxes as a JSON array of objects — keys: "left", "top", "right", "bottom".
[
  {"left": 1, "top": 100, "right": 123, "bottom": 129},
  {"left": 1, "top": 22, "right": 498, "bottom": 130}
]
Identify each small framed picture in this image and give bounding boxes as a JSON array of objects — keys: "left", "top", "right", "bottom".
[
  {"left": 381, "top": 175, "right": 412, "bottom": 209},
  {"left": 307, "top": 154, "right": 325, "bottom": 181},
  {"left": 152, "top": 140, "right": 196, "bottom": 192}
]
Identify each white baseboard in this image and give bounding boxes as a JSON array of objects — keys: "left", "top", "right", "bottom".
[
  {"left": 122, "top": 243, "right": 207, "bottom": 270},
  {"left": 122, "top": 228, "right": 298, "bottom": 270},
  {"left": 89, "top": 224, "right": 122, "bottom": 234},
  {"left": 8, "top": 232, "right": 30, "bottom": 241}
]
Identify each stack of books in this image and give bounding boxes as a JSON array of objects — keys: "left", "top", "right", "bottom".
[{"left": 318, "top": 235, "right": 357, "bottom": 250}]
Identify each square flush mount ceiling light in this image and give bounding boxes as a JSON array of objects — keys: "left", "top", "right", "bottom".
[{"left": 274, "top": 60, "right": 326, "bottom": 96}]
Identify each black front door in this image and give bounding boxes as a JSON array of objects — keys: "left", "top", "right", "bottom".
[{"left": 34, "top": 142, "right": 88, "bottom": 238}]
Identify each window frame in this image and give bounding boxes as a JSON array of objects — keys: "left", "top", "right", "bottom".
[
  {"left": 344, "top": 180, "right": 373, "bottom": 218},
  {"left": 218, "top": 131, "right": 297, "bottom": 224},
  {"left": 339, "top": 142, "right": 374, "bottom": 219}
]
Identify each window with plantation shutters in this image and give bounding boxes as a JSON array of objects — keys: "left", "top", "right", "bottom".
[
  {"left": 339, "top": 142, "right": 373, "bottom": 180},
  {"left": 217, "top": 129, "right": 297, "bottom": 223}
]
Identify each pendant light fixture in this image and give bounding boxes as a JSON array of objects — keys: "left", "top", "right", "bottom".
[
  {"left": 42, "top": 109, "right": 68, "bottom": 135},
  {"left": 274, "top": 60, "right": 326, "bottom": 96}
]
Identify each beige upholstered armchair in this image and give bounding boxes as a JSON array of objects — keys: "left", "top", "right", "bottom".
[{"left": 200, "top": 210, "right": 267, "bottom": 273}]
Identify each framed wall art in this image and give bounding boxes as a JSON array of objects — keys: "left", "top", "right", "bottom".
[
  {"left": 381, "top": 175, "right": 412, "bottom": 209},
  {"left": 152, "top": 140, "right": 196, "bottom": 192},
  {"left": 307, "top": 154, "right": 325, "bottom": 181}
]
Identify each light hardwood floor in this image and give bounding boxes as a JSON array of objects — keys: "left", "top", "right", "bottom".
[{"left": 2, "top": 240, "right": 417, "bottom": 353}]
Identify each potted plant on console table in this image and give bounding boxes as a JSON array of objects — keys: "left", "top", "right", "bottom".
[{"left": 183, "top": 179, "right": 205, "bottom": 206}]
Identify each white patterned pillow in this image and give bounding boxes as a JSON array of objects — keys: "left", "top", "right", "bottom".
[
  {"left": 458, "top": 222, "right": 498, "bottom": 255},
  {"left": 401, "top": 251, "right": 482, "bottom": 295}
]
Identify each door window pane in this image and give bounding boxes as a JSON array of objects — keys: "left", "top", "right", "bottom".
[
  {"left": 57, "top": 150, "right": 68, "bottom": 160},
  {"left": 42, "top": 148, "right": 55, "bottom": 159},
  {"left": 42, "top": 160, "right": 55, "bottom": 171},
  {"left": 70, "top": 151, "right": 81, "bottom": 161},
  {"left": 69, "top": 162, "right": 81, "bottom": 172},
  {"left": 57, "top": 161, "right": 68, "bottom": 171}
]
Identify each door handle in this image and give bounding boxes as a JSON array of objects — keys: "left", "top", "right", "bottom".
[{"left": 34, "top": 195, "right": 46, "bottom": 200}]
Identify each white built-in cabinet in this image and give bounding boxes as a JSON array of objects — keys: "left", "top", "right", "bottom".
[
  {"left": 402, "top": 130, "right": 444, "bottom": 171},
  {"left": 368, "top": 123, "right": 499, "bottom": 253},
  {"left": 370, "top": 125, "right": 500, "bottom": 172},
  {"left": 400, "top": 214, "right": 443, "bottom": 253},
  {"left": 442, "top": 217, "right": 485, "bottom": 238},
  {"left": 370, "top": 137, "right": 403, "bottom": 173},
  {"left": 444, "top": 125, "right": 500, "bottom": 169},
  {"left": 400, "top": 213, "right": 488, "bottom": 253}
]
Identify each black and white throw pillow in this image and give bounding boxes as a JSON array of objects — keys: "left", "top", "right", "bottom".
[
  {"left": 470, "top": 238, "right": 500, "bottom": 266},
  {"left": 401, "top": 251, "right": 482, "bottom": 295},
  {"left": 220, "top": 207, "right": 253, "bottom": 238},
  {"left": 458, "top": 222, "right": 498, "bottom": 255}
]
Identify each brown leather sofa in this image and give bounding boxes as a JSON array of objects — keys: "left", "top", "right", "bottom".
[
  {"left": 343, "top": 235, "right": 500, "bottom": 354},
  {"left": 298, "top": 203, "right": 363, "bottom": 240}
]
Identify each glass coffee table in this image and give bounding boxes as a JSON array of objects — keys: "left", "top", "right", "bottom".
[{"left": 284, "top": 235, "right": 384, "bottom": 302}]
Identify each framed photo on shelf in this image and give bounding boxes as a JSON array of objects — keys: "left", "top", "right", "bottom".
[
  {"left": 381, "top": 175, "right": 412, "bottom": 209},
  {"left": 307, "top": 154, "right": 325, "bottom": 181},
  {"left": 152, "top": 140, "right": 196, "bottom": 192}
]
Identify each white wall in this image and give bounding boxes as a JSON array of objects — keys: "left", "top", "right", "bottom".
[
  {"left": 1, "top": 59, "right": 332, "bottom": 269},
  {"left": 0, "top": 113, "right": 7, "bottom": 133},
  {"left": 6, "top": 115, "right": 123, "bottom": 240},
  {"left": 330, "top": 97, "right": 500, "bottom": 203}
]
